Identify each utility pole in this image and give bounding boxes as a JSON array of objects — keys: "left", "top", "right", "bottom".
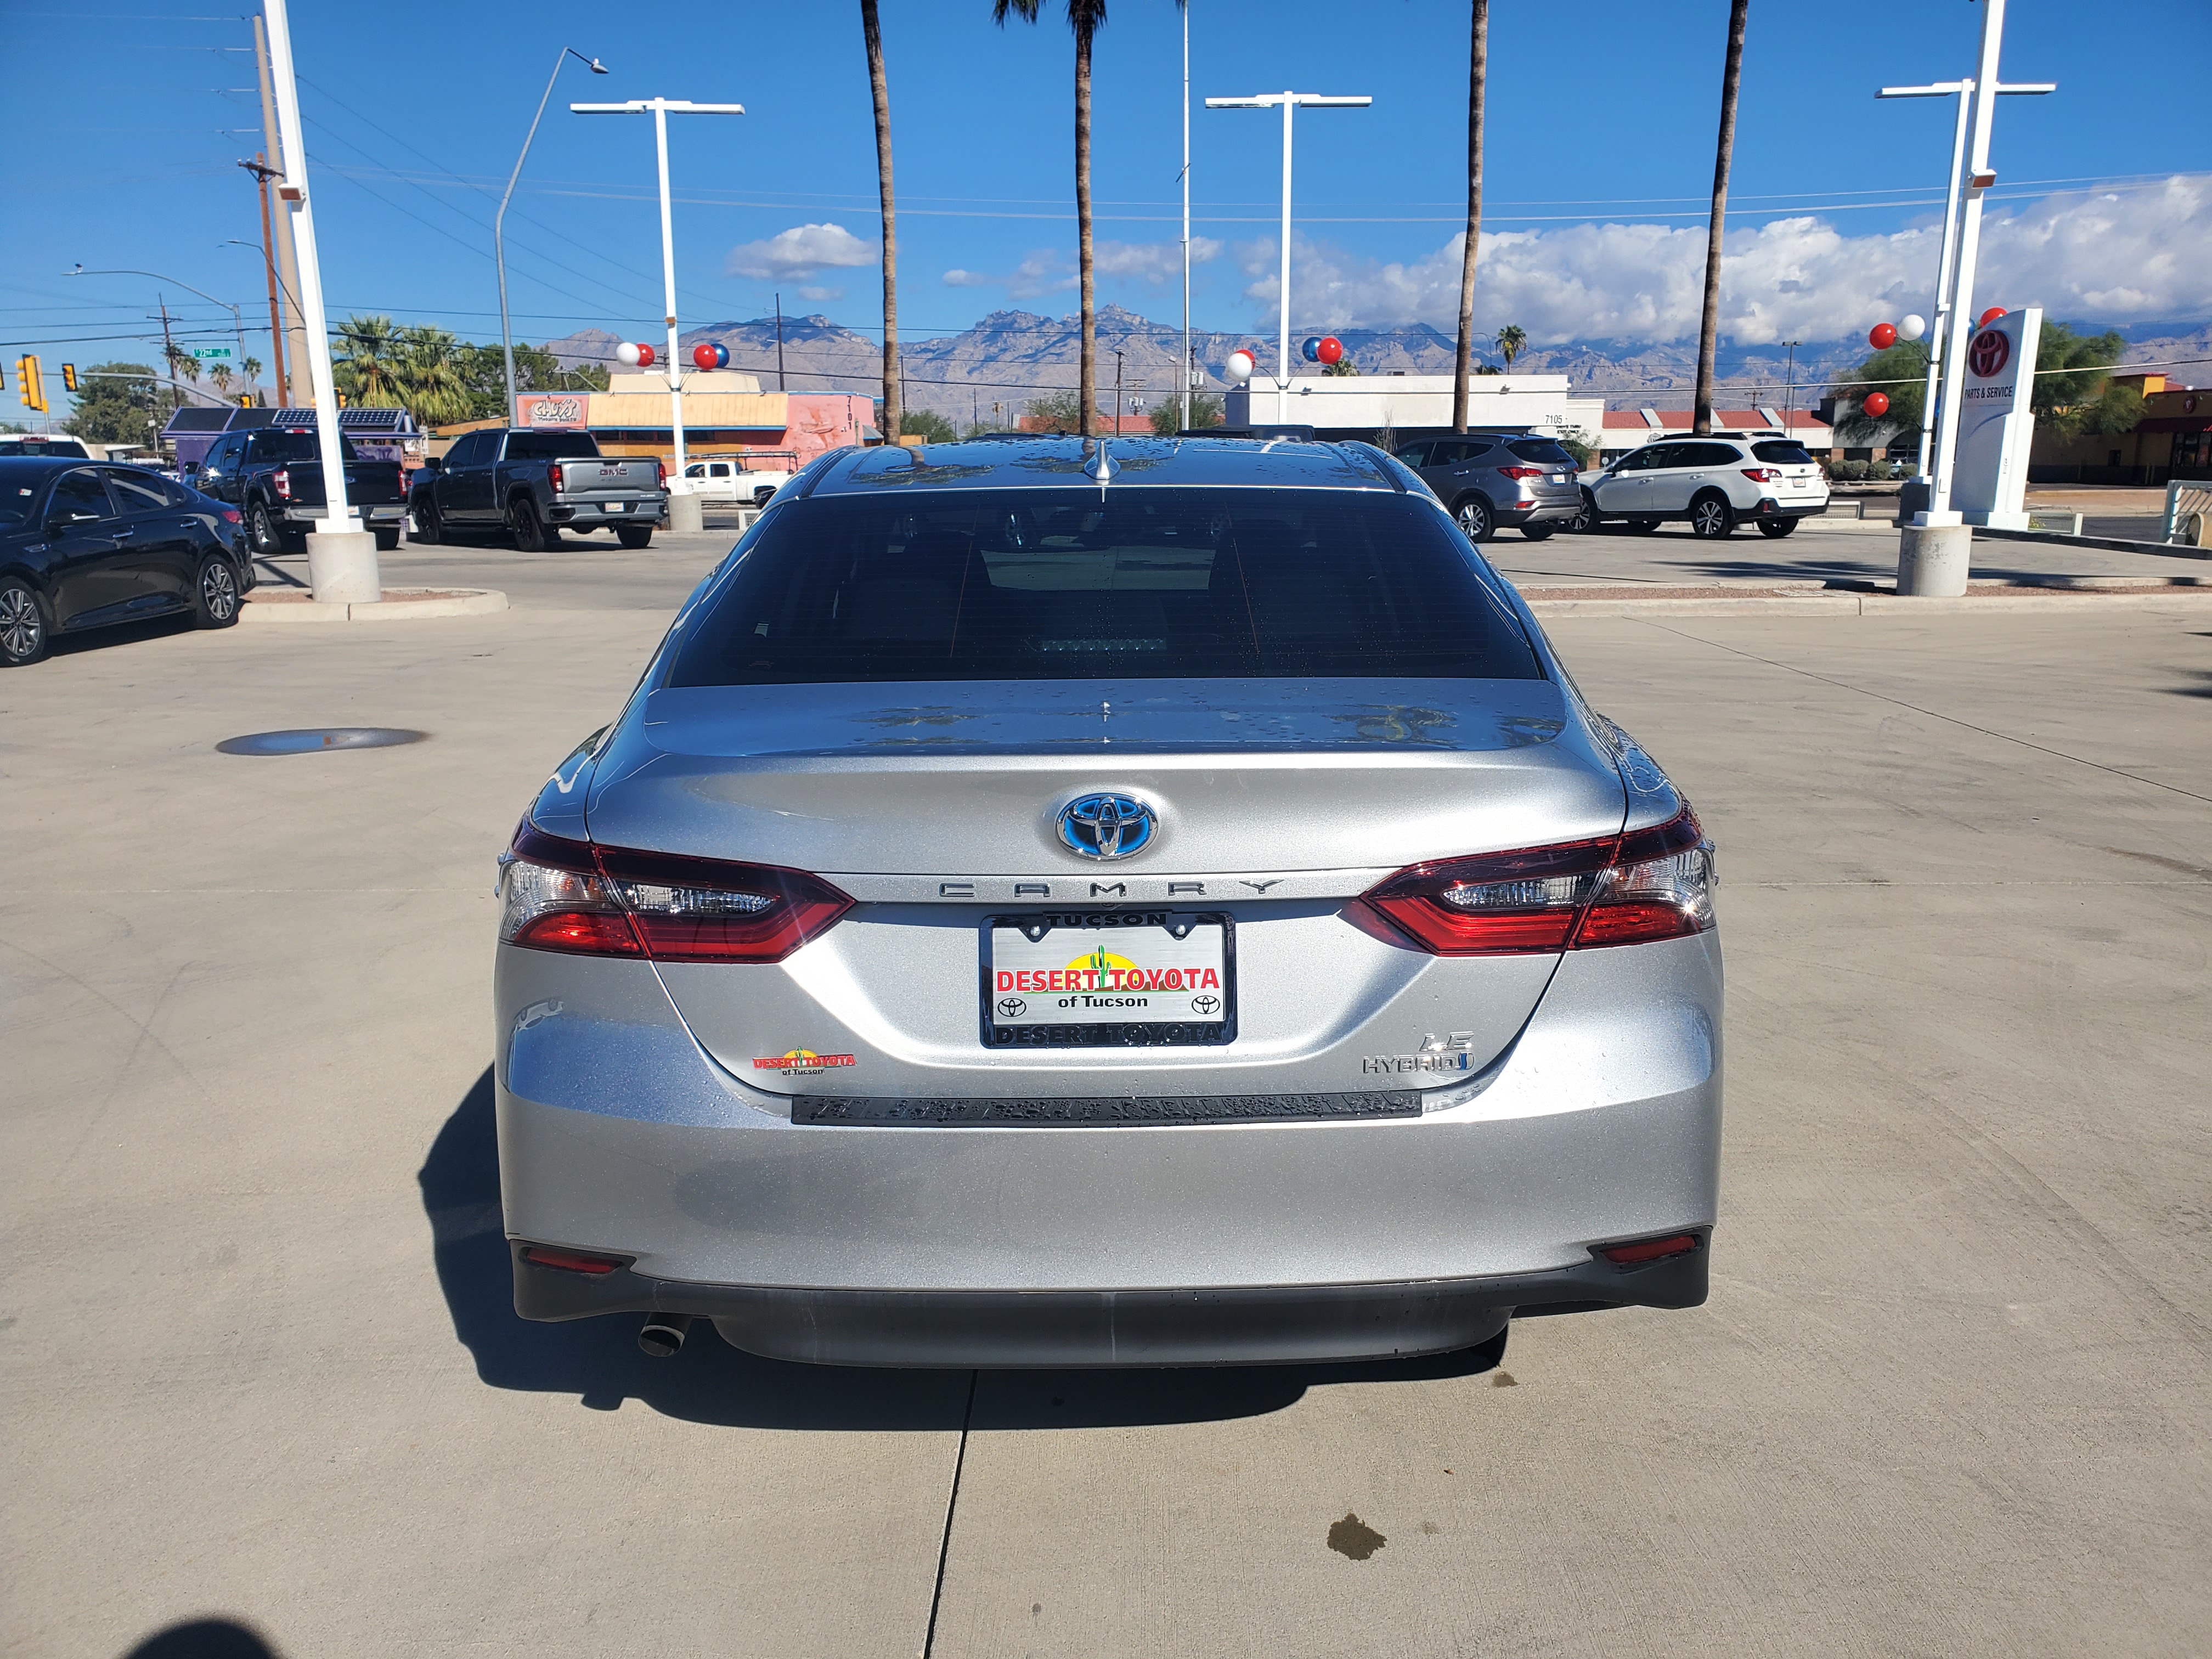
[
  {"left": 242, "top": 154, "right": 289, "bottom": 404},
  {"left": 774, "top": 291, "right": 786, "bottom": 390},
  {"left": 155, "top": 296, "right": 178, "bottom": 430},
  {"left": 1781, "top": 340, "right": 1798, "bottom": 442},
  {"left": 1115, "top": 348, "right": 1124, "bottom": 436}
]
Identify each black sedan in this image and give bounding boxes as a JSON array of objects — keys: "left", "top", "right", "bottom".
[{"left": 1, "top": 458, "right": 254, "bottom": 667}]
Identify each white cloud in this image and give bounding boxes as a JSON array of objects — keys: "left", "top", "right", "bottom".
[
  {"left": 942, "top": 268, "right": 995, "bottom": 288},
  {"left": 1244, "top": 177, "right": 2212, "bottom": 343},
  {"left": 941, "top": 248, "right": 1079, "bottom": 300},
  {"left": 726, "top": 223, "right": 876, "bottom": 281},
  {"left": 1093, "top": 237, "right": 1223, "bottom": 283},
  {"left": 797, "top": 285, "right": 843, "bottom": 302}
]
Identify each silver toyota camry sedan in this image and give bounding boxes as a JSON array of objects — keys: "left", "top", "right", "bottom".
[{"left": 494, "top": 436, "right": 1721, "bottom": 1368}]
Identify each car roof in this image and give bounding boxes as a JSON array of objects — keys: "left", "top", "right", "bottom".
[{"left": 804, "top": 434, "right": 1403, "bottom": 497}]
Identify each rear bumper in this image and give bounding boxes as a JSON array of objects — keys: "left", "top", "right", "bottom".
[
  {"left": 549, "top": 496, "right": 669, "bottom": 526},
  {"left": 1498, "top": 497, "right": 1582, "bottom": 526},
  {"left": 493, "top": 930, "right": 1723, "bottom": 1364},
  {"left": 284, "top": 502, "right": 405, "bottom": 525},
  {"left": 511, "top": 1241, "right": 1707, "bottom": 1368},
  {"left": 1756, "top": 496, "right": 1829, "bottom": 519}
]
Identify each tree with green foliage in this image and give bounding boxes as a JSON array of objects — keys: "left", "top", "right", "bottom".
[
  {"left": 1322, "top": 356, "right": 1359, "bottom": 377},
  {"left": 333, "top": 314, "right": 406, "bottom": 407},
  {"left": 1494, "top": 323, "right": 1526, "bottom": 372},
  {"left": 1023, "top": 387, "right": 1090, "bottom": 432},
  {"left": 63, "top": 362, "right": 165, "bottom": 447},
  {"left": 900, "top": 407, "right": 960, "bottom": 443},
  {"left": 1834, "top": 341, "right": 1927, "bottom": 442},
  {"left": 2032, "top": 322, "right": 2140, "bottom": 436},
  {"left": 1149, "top": 391, "right": 1222, "bottom": 435}
]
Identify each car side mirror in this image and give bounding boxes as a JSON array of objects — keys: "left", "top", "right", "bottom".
[{"left": 421, "top": 456, "right": 444, "bottom": 472}]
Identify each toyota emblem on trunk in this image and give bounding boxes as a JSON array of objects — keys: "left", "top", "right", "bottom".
[{"left": 1058, "top": 793, "right": 1157, "bottom": 860}]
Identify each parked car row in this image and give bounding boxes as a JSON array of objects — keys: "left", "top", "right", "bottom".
[
  {"left": 1, "top": 457, "right": 252, "bottom": 667},
  {"left": 1397, "top": 429, "right": 1830, "bottom": 541}
]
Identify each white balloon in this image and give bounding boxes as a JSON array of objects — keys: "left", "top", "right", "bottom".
[
  {"left": 615, "top": 341, "right": 642, "bottom": 367},
  {"left": 1899, "top": 314, "right": 1927, "bottom": 343},
  {"left": 1224, "top": 349, "right": 1255, "bottom": 385}
]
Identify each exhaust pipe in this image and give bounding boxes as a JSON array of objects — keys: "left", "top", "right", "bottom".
[{"left": 638, "top": 1311, "right": 692, "bottom": 1358}]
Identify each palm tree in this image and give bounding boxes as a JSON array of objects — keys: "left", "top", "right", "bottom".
[
  {"left": 240, "top": 356, "right": 264, "bottom": 405},
  {"left": 163, "top": 341, "right": 200, "bottom": 388},
  {"left": 995, "top": 0, "right": 1175, "bottom": 438},
  {"left": 860, "top": 0, "right": 901, "bottom": 443},
  {"left": 394, "top": 326, "right": 474, "bottom": 427},
  {"left": 1451, "top": 0, "right": 1489, "bottom": 433},
  {"left": 1494, "top": 323, "right": 1526, "bottom": 374},
  {"left": 1691, "top": 0, "right": 1748, "bottom": 437},
  {"left": 333, "top": 314, "right": 404, "bottom": 407},
  {"left": 208, "top": 362, "right": 235, "bottom": 400}
]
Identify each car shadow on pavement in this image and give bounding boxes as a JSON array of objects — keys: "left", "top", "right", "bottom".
[
  {"left": 118, "top": 1617, "right": 281, "bottom": 1658},
  {"left": 423, "top": 1069, "right": 1504, "bottom": 1431}
]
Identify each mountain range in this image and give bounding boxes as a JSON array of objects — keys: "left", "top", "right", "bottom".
[{"left": 544, "top": 307, "right": 2208, "bottom": 422}]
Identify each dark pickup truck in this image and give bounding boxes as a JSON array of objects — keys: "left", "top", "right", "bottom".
[
  {"left": 409, "top": 427, "right": 668, "bottom": 551},
  {"left": 186, "top": 426, "right": 410, "bottom": 555}
]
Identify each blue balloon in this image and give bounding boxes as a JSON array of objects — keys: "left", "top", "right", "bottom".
[
  {"left": 713, "top": 342, "right": 730, "bottom": 369},
  {"left": 1301, "top": 336, "right": 1322, "bottom": 362}
]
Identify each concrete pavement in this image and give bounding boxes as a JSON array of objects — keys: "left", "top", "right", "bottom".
[{"left": 4, "top": 529, "right": 2208, "bottom": 1657}]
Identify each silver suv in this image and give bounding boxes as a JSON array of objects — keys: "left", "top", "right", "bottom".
[
  {"left": 1394, "top": 433, "right": 1584, "bottom": 541},
  {"left": 1579, "top": 432, "right": 1829, "bottom": 538}
]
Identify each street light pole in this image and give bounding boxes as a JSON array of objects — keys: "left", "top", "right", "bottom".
[
  {"left": 1180, "top": 2, "right": 1191, "bottom": 433},
  {"left": 1204, "top": 91, "right": 1370, "bottom": 426},
  {"left": 69, "top": 266, "right": 249, "bottom": 394},
  {"left": 572, "top": 97, "right": 745, "bottom": 491},
  {"left": 263, "top": 0, "right": 377, "bottom": 603},
  {"left": 500, "top": 48, "right": 607, "bottom": 420},
  {"left": 1878, "top": 66, "right": 2052, "bottom": 490}
]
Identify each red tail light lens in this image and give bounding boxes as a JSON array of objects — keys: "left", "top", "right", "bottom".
[
  {"left": 218, "top": 507, "right": 242, "bottom": 524},
  {"left": 272, "top": 467, "right": 291, "bottom": 499},
  {"left": 1741, "top": 467, "right": 1781, "bottom": 483},
  {"left": 498, "top": 823, "right": 851, "bottom": 963},
  {"left": 551, "top": 462, "right": 566, "bottom": 492},
  {"left": 521, "top": 1245, "right": 625, "bottom": 1275},
  {"left": 1361, "top": 806, "right": 1714, "bottom": 956},
  {"left": 654, "top": 460, "right": 668, "bottom": 489},
  {"left": 1497, "top": 465, "right": 1546, "bottom": 481}
]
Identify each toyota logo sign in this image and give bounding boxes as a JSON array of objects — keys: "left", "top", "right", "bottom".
[{"left": 1967, "top": 328, "right": 2010, "bottom": 379}]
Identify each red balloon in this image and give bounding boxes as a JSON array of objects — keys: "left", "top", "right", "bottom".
[
  {"left": 1863, "top": 391, "right": 1891, "bottom": 418},
  {"left": 693, "top": 342, "right": 719, "bottom": 369},
  {"left": 635, "top": 342, "right": 656, "bottom": 367},
  {"left": 1316, "top": 335, "right": 1344, "bottom": 365},
  {"left": 1979, "top": 306, "right": 2006, "bottom": 326},
  {"left": 1869, "top": 322, "right": 1898, "bottom": 350}
]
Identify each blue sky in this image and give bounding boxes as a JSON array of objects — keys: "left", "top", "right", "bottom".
[{"left": 5, "top": 0, "right": 2210, "bottom": 412}]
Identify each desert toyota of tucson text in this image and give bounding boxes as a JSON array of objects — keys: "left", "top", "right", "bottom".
[{"left": 492, "top": 436, "right": 1722, "bottom": 1368}]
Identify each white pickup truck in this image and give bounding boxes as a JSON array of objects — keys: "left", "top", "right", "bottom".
[{"left": 681, "top": 455, "right": 792, "bottom": 507}]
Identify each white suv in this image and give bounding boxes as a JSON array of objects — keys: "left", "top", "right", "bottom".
[{"left": 1578, "top": 432, "right": 1829, "bottom": 538}]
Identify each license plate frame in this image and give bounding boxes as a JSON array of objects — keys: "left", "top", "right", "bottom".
[{"left": 981, "top": 909, "right": 1237, "bottom": 1049}]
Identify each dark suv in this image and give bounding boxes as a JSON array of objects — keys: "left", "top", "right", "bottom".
[{"left": 1391, "top": 433, "right": 1584, "bottom": 541}]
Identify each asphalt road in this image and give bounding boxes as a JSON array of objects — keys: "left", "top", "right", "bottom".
[{"left": 5, "top": 533, "right": 2209, "bottom": 1657}]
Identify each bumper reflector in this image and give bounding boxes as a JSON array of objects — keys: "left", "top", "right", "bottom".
[
  {"left": 521, "top": 1245, "right": 625, "bottom": 1276},
  {"left": 1594, "top": 1232, "right": 1703, "bottom": 1267}
]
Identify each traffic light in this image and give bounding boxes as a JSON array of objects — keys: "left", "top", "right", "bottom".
[
  {"left": 335, "top": 391, "right": 348, "bottom": 409},
  {"left": 16, "top": 356, "right": 44, "bottom": 413},
  {"left": 238, "top": 393, "right": 255, "bottom": 408},
  {"left": 61, "top": 363, "right": 78, "bottom": 393}
]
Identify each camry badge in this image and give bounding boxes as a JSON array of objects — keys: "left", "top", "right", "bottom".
[{"left": 1057, "top": 792, "right": 1157, "bottom": 861}]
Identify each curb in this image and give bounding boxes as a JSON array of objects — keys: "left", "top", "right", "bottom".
[
  {"left": 1973, "top": 526, "right": 2207, "bottom": 560},
  {"left": 242, "top": 587, "right": 509, "bottom": 624},
  {"left": 1523, "top": 587, "right": 2212, "bottom": 618}
]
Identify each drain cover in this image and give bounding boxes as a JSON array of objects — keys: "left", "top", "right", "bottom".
[{"left": 217, "top": 727, "right": 427, "bottom": 756}]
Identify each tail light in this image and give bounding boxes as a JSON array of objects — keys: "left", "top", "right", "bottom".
[
  {"left": 521, "top": 1245, "right": 625, "bottom": 1275},
  {"left": 654, "top": 459, "right": 668, "bottom": 490},
  {"left": 272, "top": 467, "right": 291, "bottom": 499},
  {"left": 1497, "top": 465, "right": 1546, "bottom": 481},
  {"left": 1594, "top": 1232, "right": 1702, "bottom": 1267},
  {"left": 1361, "top": 805, "right": 1714, "bottom": 956},
  {"left": 1741, "top": 467, "right": 1781, "bottom": 483},
  {"left": 551, "top": 462, "right": 566, "bottom": 492},
  {"left": 218, "top": 507, "right": 242, "bottom": 524},
  {"left": 498, "top": 823, "right": 851, "bottom": 963}
]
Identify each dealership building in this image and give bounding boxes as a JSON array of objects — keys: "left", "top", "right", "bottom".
[{"left": 506, "top": 370, "right": 874, "bottom": 471}]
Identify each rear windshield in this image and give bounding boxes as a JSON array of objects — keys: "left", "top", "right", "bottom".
[
  {"left": 506, "top": 430, "right": 602, "bottom": 460},
  {"left": 1752, "top": 441, "right": 1815, "bottom": 464},
  {"left": 1506, "top": 438, "right": 1577, "bottom": 466},
  {"left": 0, "top": 438, "right": 91, "bottom": 458},
  {"left": 665, "top": 487, "right": 1543, "bottom": 687},
  {"left": 251, "top": 430, "right": 361, "bottom": 462}
]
